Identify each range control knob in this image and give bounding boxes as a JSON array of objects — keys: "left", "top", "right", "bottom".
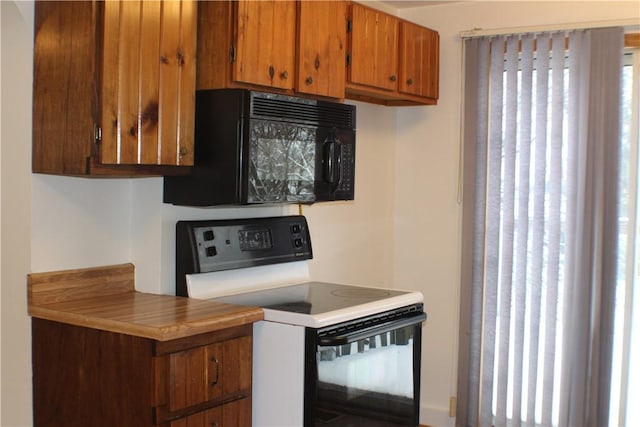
[
  {"left": 293, "top": 238, "right": 303, "bottom": 248},
  {"left": 206, "top": 246, "right": 217, "bottom": 257},
  {"left": 290, "top": 223, "right": 301, "bottom": 234}
]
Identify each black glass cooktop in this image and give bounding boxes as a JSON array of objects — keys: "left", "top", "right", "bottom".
[{"left": 213, "top": 282, "right": 410, "bottom": 315}]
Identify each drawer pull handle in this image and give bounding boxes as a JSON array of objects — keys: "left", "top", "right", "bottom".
[
  {"left": 210, "top": 356, "right": 220, "bottom": 386},
  {"left": 210, "top": 421, "right": 219, "bottom": 427}
]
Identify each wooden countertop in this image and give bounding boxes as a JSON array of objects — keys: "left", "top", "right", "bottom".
[{"left": 27, "top": 263, "right": 264, "bottom": 341}]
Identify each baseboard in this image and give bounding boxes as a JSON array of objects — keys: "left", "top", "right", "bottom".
[{"left": 420, "top": 403, "right": 455, "bottom": 427}]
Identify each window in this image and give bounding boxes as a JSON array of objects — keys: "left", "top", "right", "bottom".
[
  {"left": 610, "top": 48, "right": 640, "bottom": 427},
  {"left": 457, "top": 28, "right": 631, "bottom": 427}
]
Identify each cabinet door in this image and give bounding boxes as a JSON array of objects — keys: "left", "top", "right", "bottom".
[
  {"left": 398, "top": 21, "right": 439, "bottom": 100},
  {"left": 296, "top": 1, "right": 347, "bottom": 98},
  {"left": 348, "top": 3, "right": 398, "bottom": 91},
  {"left": 33, "top": 1, "right": 99, "bottom": 175},
  {"left": 100, "top": 0, "right": 196, "bottom": 166},
  {"left": 167, "top": 335, "right": 252, "bottom": 412},
  {"left": 169, "top": 398, "right": 251, "bottom": 427},
  {"left": 233, "top": 0, "right": 296, "bottom": 90}
]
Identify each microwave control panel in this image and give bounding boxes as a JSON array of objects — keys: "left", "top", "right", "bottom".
[{"left": 176, "top": 215, "right": 312, "bottom": 296}]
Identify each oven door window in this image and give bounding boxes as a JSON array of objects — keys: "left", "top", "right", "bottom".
[
  {"left": 309, "top": 322, "right": 421, "bottom": 426},
  {"left": 247, "top": 120, "right": 316, "bottom": 203}
]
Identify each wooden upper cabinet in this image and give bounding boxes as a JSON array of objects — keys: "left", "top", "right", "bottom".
[
  {"left": 32, "top": 0, "right": 196, "bottom": 176},
  {"left": 233, "top": 1, "right": 296, "bottom": 90},
  {"left": 197, "top": 0, "right": 346, "bottom": 100},
  {"left": 348, "top": 3, "right": 399, "bottom": 92},
  {"left": 296, "top": 1, "right": 347, "bottom": 99},
  {"left": 346, "top": 2, "right": 439, "bottom": 106},
  {"left": 398, "top": 20, "right": 439, "bottom": 100},
  {"left": 197, "top": 1, "right": 296, "bottom": 92}
]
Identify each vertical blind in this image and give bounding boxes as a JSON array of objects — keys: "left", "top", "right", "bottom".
[{"left": 457, "top": 28, "right": 624, "bottom": 427}]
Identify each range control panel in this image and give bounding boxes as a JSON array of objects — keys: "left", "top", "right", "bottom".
[{"left": 176, "top": 215, "right": 312, "bottom": 296}]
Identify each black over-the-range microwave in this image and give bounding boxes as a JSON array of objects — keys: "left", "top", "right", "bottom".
[{"left": 163, "top": 89, "right": 356, "bottom": 206}]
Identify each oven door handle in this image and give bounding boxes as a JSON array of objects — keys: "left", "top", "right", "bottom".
[{"left": 317, "top": 313, "right": 426, "bottom": 346}]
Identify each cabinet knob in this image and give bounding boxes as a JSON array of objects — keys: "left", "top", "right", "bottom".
[
  {"left": 314, "top": 57, "right": 321, "bottom": 70},
  {"left": 280, "top": 71, "right": 289, "bottom": 80},
  {"left": 268, "top": 66, "right": 275, "bottom": 79},
  {"left": 305, "top": 76, "right": 313, "bottom": 85},
  {"left": 390, "top": 75, "right": 397, "bottom": 82},
  {"left": 407, "top": 78, "right": 414, "bottom": 86},
  {"left": 210, "top": 422, "right": 219, "bottom": 427}
]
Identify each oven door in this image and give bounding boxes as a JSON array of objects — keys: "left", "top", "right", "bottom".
[
  {"left": 244, "top": 119, "right": 355, "bottom": 204},
  {"left": 304, "top": 306, "right": 426, "bottom": 426}
]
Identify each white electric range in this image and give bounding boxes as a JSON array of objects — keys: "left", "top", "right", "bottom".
[{"left": 176, "top": 215, "right": 426, "bottom": 427}]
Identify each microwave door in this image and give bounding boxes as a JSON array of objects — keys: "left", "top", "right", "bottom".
[{"left": 245, "top": 120, "right": 317, "bottom": 204}]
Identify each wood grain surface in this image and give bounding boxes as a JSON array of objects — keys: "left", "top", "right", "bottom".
[{"left": 27, "top": 263, "right": 263, "bottom": 341}]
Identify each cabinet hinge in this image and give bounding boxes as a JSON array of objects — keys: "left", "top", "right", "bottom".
[
  {"left": 346, "top": 52, "right": 351, "bottom": 67},
  {"left": 229, "top": 45, "right": 236, "bottom": 63},
  {"left": 346, "top": 19, "right": 352, "bottom": 33},
  {"left": 94, "top": 125, "right": 102, "bottom": 144}
]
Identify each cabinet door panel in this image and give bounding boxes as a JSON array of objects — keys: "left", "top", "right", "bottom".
[
  {"left": 32, "top": 1, "right": 97, "bottom": 175},
  {"left": 349, "top": 3, "right": 398, "bottom": 91},
  {"left": 170, "top": 399, "right": 250, "bottom": 427},
  {"left": 100, "top": 0, "right": 195, "bottom": 166},
  {"left": 100, "top": 0, "right": 126, "bottom": 165},
  {"left": 167, "top": 335, "right": 252, "bottom": 412},
  {"left": 399, "top": 21, "right": 439, "bottom": 100},
  {"left": 296, "top": 1, "right": 347, "bottom": 98},
  {"left": 139, "top": 1, "right": 162, "bottom": 164},
  {"left": 233, "top": 0, "right": 296, "bottom": 90},
  {"left": 168, "top": 344, "right": 208, "bottom": 411},
  {"left": 208, "top": 335, "right": 252, "bottom": 399},
  {"left": 176, "top": 0, "right": 197, "bottom": 166}
]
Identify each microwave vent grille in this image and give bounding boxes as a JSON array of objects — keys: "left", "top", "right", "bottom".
[{"left": 251, "top": 96, "right": 355, "bottom": 129}]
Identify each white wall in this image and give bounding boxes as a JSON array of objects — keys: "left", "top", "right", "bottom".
[
  {"left": 392, "top": 2, "right": 640, "bottom": 426},
  {"left": 1, "top": 2, "right": 34, "bottom": 426}
]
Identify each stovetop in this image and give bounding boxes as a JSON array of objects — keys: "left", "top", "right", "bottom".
[
  {"left": 212, "top": 281, "right": 423, "bottom": 328},
  {"left": 176, "top": 216, "right": 423, "bottom": 328}
]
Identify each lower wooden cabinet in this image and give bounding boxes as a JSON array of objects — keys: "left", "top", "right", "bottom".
[
  {"left": 32, "top": 318, "right": 253, "bottom": 427},
  {"left": 170, "top": 399, "right": 251, "bottom": 427}
]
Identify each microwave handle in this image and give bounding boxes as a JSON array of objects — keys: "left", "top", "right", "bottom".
[
  {"left": 323, "top": 133, "right": 341, "bottom": 191},
  {"left": 317, "top": 313, "right": 426, "bottom": 346}
]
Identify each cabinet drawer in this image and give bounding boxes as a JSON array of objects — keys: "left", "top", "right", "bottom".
[
  {"left": 169, "top": 398, "right": 251, "bottom": 427},
  {"left": 166, "top": 335, "right": 252, "bottom": 412}
]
